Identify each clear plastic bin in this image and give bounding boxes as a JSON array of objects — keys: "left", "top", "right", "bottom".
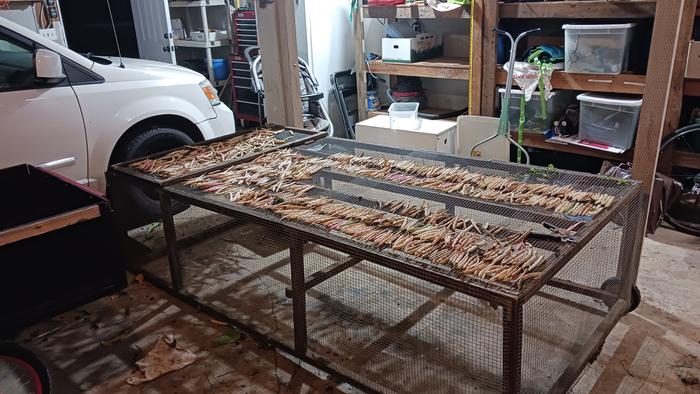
[
  {"left": 499, "top": 88, "right": 576, "bottom": 134},
  {"left": 577, "top": 93, "right": 643, "bottom": 150},
  {"left": 389, "top": 102, "right": 421, "bottom": 130},
  {"left": 563, "top": 23, "right": 635, "bottom": 75}
]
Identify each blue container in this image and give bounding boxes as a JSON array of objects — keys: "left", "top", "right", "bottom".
[{"left": 212, "top": 58, "right": 229, "bottom": 81}]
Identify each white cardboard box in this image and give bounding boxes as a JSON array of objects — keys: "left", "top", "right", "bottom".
[
  {"left": 355, "top": 115, "right": 455, "bottom": 154},
  {"left": 382, "top": 33, "right": 443, "bottom": 63}
]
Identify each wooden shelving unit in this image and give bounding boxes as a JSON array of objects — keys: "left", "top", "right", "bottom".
[
  {"left": 471, "top": 0, "right": 698, "bottom": 201},
  {"left": 354, "top": 2, "right": 470, "bottom": 121}
]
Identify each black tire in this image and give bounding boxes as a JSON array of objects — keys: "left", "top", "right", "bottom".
[
  {"left": 0, "top": 341, "right": 51, "bottom": 394},
  {"left": 660, "top": 124, "right": 700, "bottom": 237},
  {"left": 664, "top": 212, "right": 700, "bottom": 237},
  {"left": 115, "top": 127, "right": 193, "bottom": 222}
]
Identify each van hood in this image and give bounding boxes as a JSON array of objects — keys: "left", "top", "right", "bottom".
[{"left": 96, "top": 57, "right": 206, "bottom": 83}]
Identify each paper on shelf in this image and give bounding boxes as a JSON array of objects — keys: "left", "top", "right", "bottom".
[{"left": 544, "top": 131, "right": 628, "bottom": 154}]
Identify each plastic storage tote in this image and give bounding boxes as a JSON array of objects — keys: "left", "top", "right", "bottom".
[
  {"left": 563, "top": 24, "right": 635, "bottom": 74},
  {"left": 499, "top": 88, "right": 576, "bottom": 134},
  {"left": 577, "top": 93, "right": 643, "bottom": 150},
  {"left": 389, "top": 102, "right": 420, "bottom": 130}
]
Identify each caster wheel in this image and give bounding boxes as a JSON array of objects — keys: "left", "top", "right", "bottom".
[
  {"left": 629, "top": 285, "right": 641, "bottom": 312},
  {"left": 601, "top": 278, "right": 641, "bottom": 313},
  {"left": 588, "top": 345, "right": 603, "bottom": 364}
]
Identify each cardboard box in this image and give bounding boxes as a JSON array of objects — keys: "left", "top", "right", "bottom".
[
  {"left": 686, "top": 41, "right": 700, "bottom": 79},
  {"left": 382, "top": 33, "right": 443, "bottom": 63},
  {"left": 355, "top": 115, "right": 455, "bottom": 154}
]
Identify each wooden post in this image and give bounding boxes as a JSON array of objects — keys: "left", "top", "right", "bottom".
[
  {"left": 469, "top": 0, "right": 484, "bottom": 115},
  {"left": 653, "top": 0, "right": 697, "bottom": 175},
  {"left": 354, "top": 5, "right": 369, "bottom": 121},
  {"left": 256, "top": 0, "right": 303, "bottom": 128},
  {"left": 480, "top": 0, "right": 498, "bottom": 116},
  {"left": 631, "top": 0, "right": 696, "bottom": 209}
]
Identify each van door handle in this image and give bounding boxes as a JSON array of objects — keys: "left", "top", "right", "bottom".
[{"left": 38, "top": 157, "right": 76, "bottom": 170}]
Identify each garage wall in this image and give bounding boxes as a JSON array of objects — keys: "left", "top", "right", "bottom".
[{"left": 300, "top": 0, "right": 356, "bottom": 137}]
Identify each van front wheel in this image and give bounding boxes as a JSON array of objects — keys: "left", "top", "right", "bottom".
[{"left": 113, "top": 127, "right": 193, "bottom": 224}]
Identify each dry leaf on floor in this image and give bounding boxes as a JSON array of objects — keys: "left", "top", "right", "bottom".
[
  {"left": 126, "top": 334, "right": 197, "bottom": 385},
  {"left": 134, "top": 274, "right": 145, "bottom": 284}
]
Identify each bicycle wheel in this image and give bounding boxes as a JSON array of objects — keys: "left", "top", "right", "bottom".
[
  {"left": 0, "top": 341, "right": 51, "bottom": 394},
  {"left": 660, "top": 124, "right": 700, "bottom": 237}
]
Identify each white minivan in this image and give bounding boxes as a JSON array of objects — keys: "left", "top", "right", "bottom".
[{"left": 0, "top": 16, "right": 235, "bottom": 216}]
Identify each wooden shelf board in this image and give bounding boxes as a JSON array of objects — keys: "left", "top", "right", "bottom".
[
  {"left": 499, "top": 1, "right": 656, "bottom": 19},
  {"left": 368, "top": 107, "right": 464, "bottom": 121},
  {"left": 367, "top": 57, "right": 470, "bottom": 80},
  {"left": 513, "top": 132, "right": 635, "bottom": 162},
  {"left": 496, "top": 68, "right": 646, "bottom": 95},
  {"left": 684, "top": 78, "right": 700, "bottom": 96},
  {"left": 362, "top": 2, "right": 469, "bottom": 19},
  {"left": 673, "top": 150, "right": 700, "bottom": 170}
]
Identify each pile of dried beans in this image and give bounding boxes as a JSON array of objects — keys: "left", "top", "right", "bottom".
[
  {"left": 128, "top": 129, "right": 288, "bottom": 179},
  {"left": 326, "top": 153, "right": 615, "bottom": 217},
  {"left": 184, "top": 154, "right": 547, "bottom": 288}
]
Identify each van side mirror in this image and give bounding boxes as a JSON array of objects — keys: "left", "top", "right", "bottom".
[{"left": 34, "top": 49, "right": 65, "bottom": 81}]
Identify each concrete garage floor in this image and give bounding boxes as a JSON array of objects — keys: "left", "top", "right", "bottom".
[{"left": 18, "top": 227, "right": 700, "bottom": 393}]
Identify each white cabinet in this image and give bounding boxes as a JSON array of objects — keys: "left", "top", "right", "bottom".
[
  {"left": 355, "top": 115, "right": 455, "bottom": 154},
  {"left": 131, "top": 0, "right": 176, "bottom": 64}
]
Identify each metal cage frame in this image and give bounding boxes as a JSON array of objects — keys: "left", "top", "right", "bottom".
[{"left": 119, "top": 137, "right": 647, "bottom": 393}]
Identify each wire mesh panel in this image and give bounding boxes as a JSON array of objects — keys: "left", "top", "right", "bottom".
[
  {"left": 137, "top": 136, "right": 647, "bottom": 393},
  {"left": 303, "top": 259, "right": 505, "bottom": 393}
]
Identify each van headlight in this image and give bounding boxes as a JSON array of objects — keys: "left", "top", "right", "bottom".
[{"left": 199, "top": 80, "right": 221, "bottom": 106}]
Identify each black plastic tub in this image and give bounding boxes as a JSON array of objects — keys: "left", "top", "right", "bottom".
[{"left": 0, "top": 164, "right": 126, "bottom": 338}]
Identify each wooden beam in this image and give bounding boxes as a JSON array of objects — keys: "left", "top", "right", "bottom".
[
  {"left": 354, "top": 5, "right": 368, "bottom": 122},
  {"left": 657, "top": 0, "right": 698, "bottom": 174},
  {"left": 469, "top": 0, "right": 484, "bottom": 115},
  {"left": 632, "top": 0, "right": 697, "bottom": 208},
  {"left": 0, "top": 205, "right": 101, "bottom": 247},
  {"left": 480, "top": 0, "right": 498, "bottom": 116},
  {"left": 256, "top": 0, "right": 303, "bottom": 128},
  {"left": 367, "top": 57, "right": 469, "bottom": 80}
]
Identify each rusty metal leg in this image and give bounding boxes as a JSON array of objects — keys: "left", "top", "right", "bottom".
[
  {"left": 160, "top": 191, "right": 184, "bottom": 292},
  {"left": 503, "top": 302, "right": 523, "bottom": 393},
  {"left": 290, "top": 237, "right": 308, "bottom": 355}
]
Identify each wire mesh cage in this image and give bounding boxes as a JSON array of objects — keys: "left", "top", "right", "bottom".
[{"left": 122, "top": 137, "right": 645, "bottom": 393}]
